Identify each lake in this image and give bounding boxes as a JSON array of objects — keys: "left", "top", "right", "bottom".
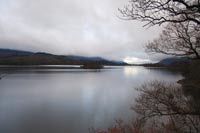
[{"left": 0, "top": 66, "right": 182, "bottom": 133}]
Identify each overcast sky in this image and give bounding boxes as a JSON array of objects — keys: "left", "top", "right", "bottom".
[{"left": 0, "top": 0, "right": 164, "bottom": 63}]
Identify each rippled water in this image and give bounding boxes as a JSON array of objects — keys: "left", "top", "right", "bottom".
[{"left": 0, "top": 66, "right": 182, "bottom": 133}]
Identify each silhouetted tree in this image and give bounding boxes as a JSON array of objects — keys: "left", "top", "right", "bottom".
[
  {"left": 119, "top": 0, "right": 200, "bottom": 27},
  {"left": 132, "top": 81, "right": 200, "bottom": 132},
  {"left": 146, "top": 22, "right": 200, "bottom": 59}
]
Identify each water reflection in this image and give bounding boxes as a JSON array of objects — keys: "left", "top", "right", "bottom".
[
  {"left": 0, "top": 66, "right": 182, "bottom": 133},
  {"left": 124, "top": 66, "right": 139, "bottom": 76}
]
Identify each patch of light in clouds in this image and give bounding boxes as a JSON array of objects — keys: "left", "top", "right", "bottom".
[{"left": 124, "top": 57, "right": 151, "bottom": 64}]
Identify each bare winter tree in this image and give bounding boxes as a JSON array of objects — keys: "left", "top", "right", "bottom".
[
  {"left": 146, "top": 22, "right": 200, "bottom": 59},
  {"left": 119, "top": 0, "right": 200, "bottom": 27},
  {"left": 132, "top": 81, "right": 200, "bottom": 132},
  {"left": 119, "top": 0, "right": 200, "bottom": 59}
]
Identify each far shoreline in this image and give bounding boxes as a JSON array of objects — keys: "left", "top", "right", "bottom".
[{"left": 0, "top": 65, "right": 130, "bottom": 70}]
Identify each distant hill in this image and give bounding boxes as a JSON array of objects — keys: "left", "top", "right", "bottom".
[
  {"left": 141, "top": 57, "right": 191, "bottom": 67},
  {"left": 0, "top": 49, "right": 33, "bottom": 57},
  {"left": 66, "top": 55, "right": 107, "bottom": 61},
  {"left": 66, "top": 55, "right": 126, "bottom": 65},
  {"left": 0, "top": 48, "right": 127, "bottom": 65},
  {"left": 159, "top": 57, "right": 190, "bottom": 65}
]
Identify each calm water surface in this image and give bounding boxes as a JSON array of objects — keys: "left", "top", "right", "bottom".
[{"left": 0, "top": 66, "right": 182, "bottom": 133}]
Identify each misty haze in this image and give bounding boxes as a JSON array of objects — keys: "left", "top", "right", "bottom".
[{"left": 0, "top": 0, "right": 200, "bottom": 133}]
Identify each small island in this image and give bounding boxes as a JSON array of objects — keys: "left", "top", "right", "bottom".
[{"left": 80, "top": 62, "right": 104, "bottom": 69}]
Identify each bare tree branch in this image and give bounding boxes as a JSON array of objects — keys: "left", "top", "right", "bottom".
[
  {"left": 145, "top": 22, "right": 200, "bottom": 59},
  {"left": 132, "top": 81, "right": 200, "bottom": 132},
  {"left": 119, "top": 0, "right": 200, "bottom": 27}
]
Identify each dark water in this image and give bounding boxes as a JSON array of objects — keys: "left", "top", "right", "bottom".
[{"left": 0, "top": 66, "right": 182, "bottom": 133}]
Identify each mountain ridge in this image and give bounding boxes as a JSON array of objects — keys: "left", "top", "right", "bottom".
[
  {"left": 0, "top": 48, "right": 127, "bottom": 65},
  {"left": 159, "top": 57, "right": 190, "bottom": 65}
]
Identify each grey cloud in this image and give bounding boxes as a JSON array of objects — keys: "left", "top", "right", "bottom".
[{"left": 0, "top": 0, "right": 164, "bottom": 63}]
